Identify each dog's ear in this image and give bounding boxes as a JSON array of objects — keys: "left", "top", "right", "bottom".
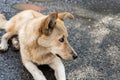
[
  {"left": 58, "top": 12, "right": 74, "bottom": 21},
  {"left": 41, "top": 12, "right": 58, "bottom": 36}
]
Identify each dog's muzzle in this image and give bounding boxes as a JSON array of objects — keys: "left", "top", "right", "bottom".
[{"left": 73, "top": 54, "right": 78, "bottom": 60}]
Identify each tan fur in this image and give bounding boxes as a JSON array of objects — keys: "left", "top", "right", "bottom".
[
  {"left": 0, "top": 10, "right": 77, "bottom": 80},
  {"left": 0, "top": 14, "right": 7, "bottom": 29},
  {"left": 58, "top": 12, "right": 74, "bottom": 20}
]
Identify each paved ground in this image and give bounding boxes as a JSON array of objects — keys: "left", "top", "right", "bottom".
[{"left": 0, "top": 0, "right": 120, "bottom": 80}]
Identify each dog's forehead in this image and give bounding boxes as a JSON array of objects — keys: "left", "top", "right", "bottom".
[{"left": 55, "top": 19, "right": 68, "bottom": 37}]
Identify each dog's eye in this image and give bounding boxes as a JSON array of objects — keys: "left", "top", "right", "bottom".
[{"left": 59, "top": 37, "right": 64, "bottom": 42}]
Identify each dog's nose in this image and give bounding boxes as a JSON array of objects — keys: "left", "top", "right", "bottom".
[{"left": 73, "top": 54, "right": 78, "bottom": 60}]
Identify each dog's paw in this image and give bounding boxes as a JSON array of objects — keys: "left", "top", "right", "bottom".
[
  {"left": 34, "top": 77, "right": 47, "bottom": 80},
  {"left": 0, "top": 44, "right": 8, "bottom": 52},
  {"left": 35, "top": 78, "right": 47, "bottom": 80},
  {"left": 11, "top": 37, "right": 20, "bottom": 51},
  {"left": 12, "top": 40, "right": 20, "bottom": 51},
  {"left": 38, "top": 79, "right": 46, "bottom": 80},
  {"left": 34, "top": 76, "right": 47, "bottom": 80}
]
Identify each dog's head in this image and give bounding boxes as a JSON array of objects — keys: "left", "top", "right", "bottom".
[{"left": 38, "top": 12, "right": 77, "bottom": 60}]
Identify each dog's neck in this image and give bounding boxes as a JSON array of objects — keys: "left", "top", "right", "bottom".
[{"left": 29, "top": 46, "right": 55, "bottom": 64}]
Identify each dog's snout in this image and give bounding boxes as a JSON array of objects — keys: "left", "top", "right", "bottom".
[
  {"left": 70, "top": 50, "right": 78, "bottom": 60},
  {"left": 73, "top": 54, "right": 78, "bottom": 60}
]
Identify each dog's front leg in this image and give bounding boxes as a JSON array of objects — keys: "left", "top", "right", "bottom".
[
  {"left": 23, "top": 60, "right": 47, "bottom": 80},
  {"left": 0, "top": 32, "right": 13, "bottom": 51},
  {"left": 49, "top": 57, "right": 66, "bottom": 80}
]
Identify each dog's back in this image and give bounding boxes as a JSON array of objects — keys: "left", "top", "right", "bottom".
[{"left": 5, "top": 10, "right": 43, "bottom": 33}]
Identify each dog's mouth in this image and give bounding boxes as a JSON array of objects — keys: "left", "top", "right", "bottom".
[{"left": 56, "top": 54, "right": 62, "bottom": 59}]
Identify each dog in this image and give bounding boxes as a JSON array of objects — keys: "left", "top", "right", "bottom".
[{"left": 0, "top": 10, "right": 78, "bottom": 80}]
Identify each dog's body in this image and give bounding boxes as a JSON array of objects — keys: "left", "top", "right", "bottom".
[{"left": 0, "top": 10, "right": 77, "bottom": 80}]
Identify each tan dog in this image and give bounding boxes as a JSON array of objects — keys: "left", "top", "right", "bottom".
[{"left": 0, "top": 10, "right": 77, "bottom": 80}]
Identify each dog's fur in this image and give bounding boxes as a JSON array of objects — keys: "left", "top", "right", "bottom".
[{"left": 0, "top": 10, "right": 77, "bottom": 80}]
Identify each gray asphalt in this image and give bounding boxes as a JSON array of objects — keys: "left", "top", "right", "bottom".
[{"left": 0, "top": 0, "right": 120, "bottom": 80}]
